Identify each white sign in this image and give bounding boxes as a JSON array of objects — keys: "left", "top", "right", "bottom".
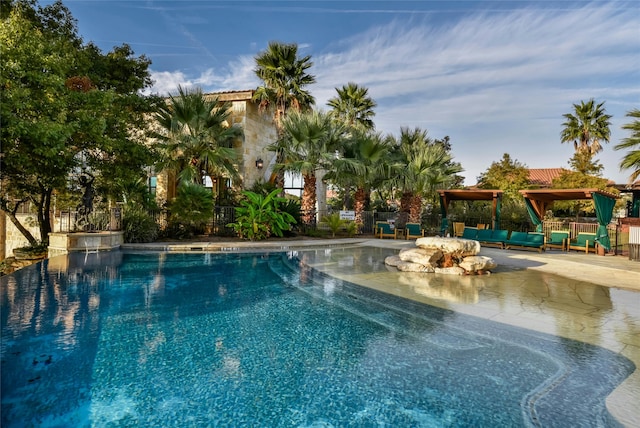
[{"left": 339, "top": 210, "right": 355, "bottom": 220}]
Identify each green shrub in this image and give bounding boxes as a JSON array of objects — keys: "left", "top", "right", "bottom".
[
  {"left": 123, "top": 205, "right": 159, "bottom": 243},
  {"left": 344, "top": 221, "right": 358, "bottom": 237},
  {"left": 168, "top": 183, "right": 214, "bottom": 236},
  {"left": 228, "top": 189, "right": 296, "bottom": 241},
  {"left": 321, "top": 213, "right": 346, "bottom": 238}
]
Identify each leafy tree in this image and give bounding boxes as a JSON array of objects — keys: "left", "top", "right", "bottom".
[
  {"left": 614, "top": 108, "right": 640, "bottom": 183},
  {"left": 389, "top": 127, "right": 462, "bottom": 222},
  {"left": 154, "top": 85, "right": 242, "bottom": 188},
  {"left": 327, "top": 82, "right": 377, "bottom": 131},
  {"left": 270, "top": 110, "right": 345, "bottom": 225},
  {"left": 228, "top": 189, "right": 296, "bottom": 241},
  {"left": 0, "top": 0, "right": 156, "bottom": 245},
  {"left": 551, "top": 171, "right": 617, "bottom": 217},
  {"left": 567, "top": 150, "right": 603, "bottom": 176},
  {"left": 560, "top": 99, "right": 612, "bottom": 171},
  {"left": 477, "top": 153, "right": 530, "bottom": 204}
]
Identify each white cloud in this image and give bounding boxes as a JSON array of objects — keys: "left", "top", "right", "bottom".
[{"left": 146, "top": 2, "right": 639, "bottom": 184}]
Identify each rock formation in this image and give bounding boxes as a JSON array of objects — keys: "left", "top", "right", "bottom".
[{"left": 384, "top": 237, "right": 497, "bottom": 275}]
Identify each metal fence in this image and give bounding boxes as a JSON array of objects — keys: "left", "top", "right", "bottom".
[{"left": 56, "top": 208, "right": 122, "bottom": 232}]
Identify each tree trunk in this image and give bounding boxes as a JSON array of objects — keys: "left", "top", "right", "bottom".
[
  {"left": 301, "top": 173, "right": 317, "bottom": 225},
  {"left": 1, "top": 205, "right": 38, "bottom": 247},
  {"left": 354, "top": 187, "right": 366, "bottom": 226},
  {"left": 400, "top": 191, "right": 412, "bottom": 215},
  {"left": 409, "top": 194, "right": 423, "bottom": 223},
  {"left": 34, "top": 185, "right": 53, "bottom": 245}
]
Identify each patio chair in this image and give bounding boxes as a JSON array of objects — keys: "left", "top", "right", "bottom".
[
  {"left": 378, "top": 222, "right": 398, "bottom": 239},
  {"left": 453, "top": 222, "right": 466, "bottom": 237},
  {"left": 567, "top": 232, "right": 597, "bottom": 254},
  {"left": 404, "top": 223, "right": 424, "bottom": 240},
  {"left": 545, "top": 231, "right": 570, "bottom": 251}
]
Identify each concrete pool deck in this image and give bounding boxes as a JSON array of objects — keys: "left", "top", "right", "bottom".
[{"left": 123, "top": 238, "right": 640, "bottom": 426}]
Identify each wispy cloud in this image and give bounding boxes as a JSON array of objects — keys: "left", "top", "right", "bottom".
[{"left": 147, "top": 1, "right": 639, "bottom": 184}]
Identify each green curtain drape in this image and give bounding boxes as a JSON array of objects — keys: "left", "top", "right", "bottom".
[
  {"left": 524, "top": 198, "right": 543, "bottom": 232},
  {"left": 593, "top": 193, "right": 615, "bottom": 251},
  {"left": 494, "top": 195, "right": 502, "bottom": 230},
  {"left": 439, "top": 194, "right": 449, "bottom": 235}
]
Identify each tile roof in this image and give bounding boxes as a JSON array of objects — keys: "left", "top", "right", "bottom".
[{"left": 528, "top": 168, "right": 567, "bottom": 187}]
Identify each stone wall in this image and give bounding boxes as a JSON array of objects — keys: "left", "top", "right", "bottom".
[{"left": 3, "top": 213, "right": 41, "bottom": 257}]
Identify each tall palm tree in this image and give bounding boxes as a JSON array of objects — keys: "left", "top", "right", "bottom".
[
  {"left": 561, "top": 99, "right": 612, "bottom": 155},
  {"left": 390, "top": 127, "right": 462, "bottom": 223},
  {"left": 270, "top": 110, "right": 345, "bottom": 225},
  {"left": 253, "top": 41, "right": 316, "bottom": 128},
  {"left": 154, "top": 86, "right": 242, "bottom": 187},
  {"left": 327, "top": 82, "right": 377, "bottom": 131},
  {"left": 325, "top": 130, "right": 390, "bottom": 225},
  {"left": 614, "top": 108, "right": 640, "bottom": 183},
  {"left": 253, "top": 41, "right": 316, "bottom": 187}
]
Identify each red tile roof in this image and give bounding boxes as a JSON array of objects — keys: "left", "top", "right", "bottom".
[{"left": 528, "top": 168, "right": 567, "bottom": 187}]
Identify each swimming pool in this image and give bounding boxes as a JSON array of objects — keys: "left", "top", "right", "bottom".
[{"left": 1, "top": 250, "right": 634, "bottom": 427}]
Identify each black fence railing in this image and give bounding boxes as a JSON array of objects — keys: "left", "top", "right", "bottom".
[{"left": 56, "top": 208, "right": 122, "bottom": 232}]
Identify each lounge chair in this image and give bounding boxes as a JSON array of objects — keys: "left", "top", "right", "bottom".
[
  {"left": 545, "top": 231, "right": 570, "bottom": 251},
  {"left": 461, "top": 227, "right": 478, "bottom": 240},
  {"left": 378, "top": 222, "right": 398, "bottom": 239},
  {"left": 453, "top": 222, "right": 466, "bottom": 237},
  {"left": 505, "top": 232, "right": 545, "bottom": 252},
  {"left": 404, "top": 223, "right": 424, "bottom": 240},
  {"left": 477, "top": 228, "right": 508, "bottom": 249},
  {"left": 567, "top": 232, "right": 597, "bottom": 254}
]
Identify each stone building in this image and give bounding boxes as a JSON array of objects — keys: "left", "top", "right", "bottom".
[{"left": 153, "top": 90, "right": 279, "bottom": 207}]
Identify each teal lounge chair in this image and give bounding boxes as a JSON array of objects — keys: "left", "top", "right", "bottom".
[
  {"left": 404, "top": 223, "right": 424, "bottom": 240},
  {"left": 461, "top": 227, "right": 478, "bottom": 240},
  {"left": 546, "top": 231, "right": 570, "bottom": 251},
  {"left": 506, "top": 232, "right": 545, "bottom": 252},
  {"left": 378, "top": 222, "right": 398, "bottom": 239},
  {"left": 477, "top": 228, "right": 508, "bottom": 249},
  {"left": 567, "top": 232, "right": 597, "bottom": 254}
]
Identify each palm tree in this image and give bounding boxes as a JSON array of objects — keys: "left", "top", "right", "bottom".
[
  {"left": 390, "top": 127, "right": 462, "bottom": 223},
  {"left": 327, "top": 82, "right": 377, "bottom": 131},
  {"left": 614, "top": 108, "right": 640, "bottom": 183},
  {"left": 253, "top": 41, "right": 316, "bottom": 187},
  {"left": 270, "top": 110, "right": 345, "bottom": 225},
  {"left": 154, "top": 86, "right": 242, "bottom": 188},
  {"left": 561, "top": 99, "right": 612, "bottom": 155},
  {"left": 325, "top": 130, "right": 390, "bottom": 225},
  {"left": 253, "top": 41, "right": 316, "bottom": 128}
]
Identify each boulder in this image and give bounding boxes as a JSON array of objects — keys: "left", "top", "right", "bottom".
[
  {"left": 384, "top": 255, "right": 403, "bottom": 267},
  {"left": 415, "top": 237, "right": 480, "bottom": 257},
  {"left": 434, "top": 266, "right": 466, "bottom": 275},
  {"left": 398, "top": 247, "right": 443, "bottom": 266},
  {"left": 458, "top": 256, "right": 497, "bottom": 273},
  {"left": 396, "top": 261, "right": 435, "bottom": 273}
]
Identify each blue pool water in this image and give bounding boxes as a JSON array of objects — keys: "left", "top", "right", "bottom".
[{"left": 0, "top": 250, "right": 634, "bottom": 427}]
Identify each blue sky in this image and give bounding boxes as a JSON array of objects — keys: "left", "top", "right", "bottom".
[{"left": 45, "top": 0, "right": 639, "bottom": 185}]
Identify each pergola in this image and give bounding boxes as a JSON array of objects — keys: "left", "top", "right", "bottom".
[
  {"left": 519, "top": 188, "right": 619, "bottom": 250},
  {"left": 438, "top": 189, "right": 503, "bottom": 233}
]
